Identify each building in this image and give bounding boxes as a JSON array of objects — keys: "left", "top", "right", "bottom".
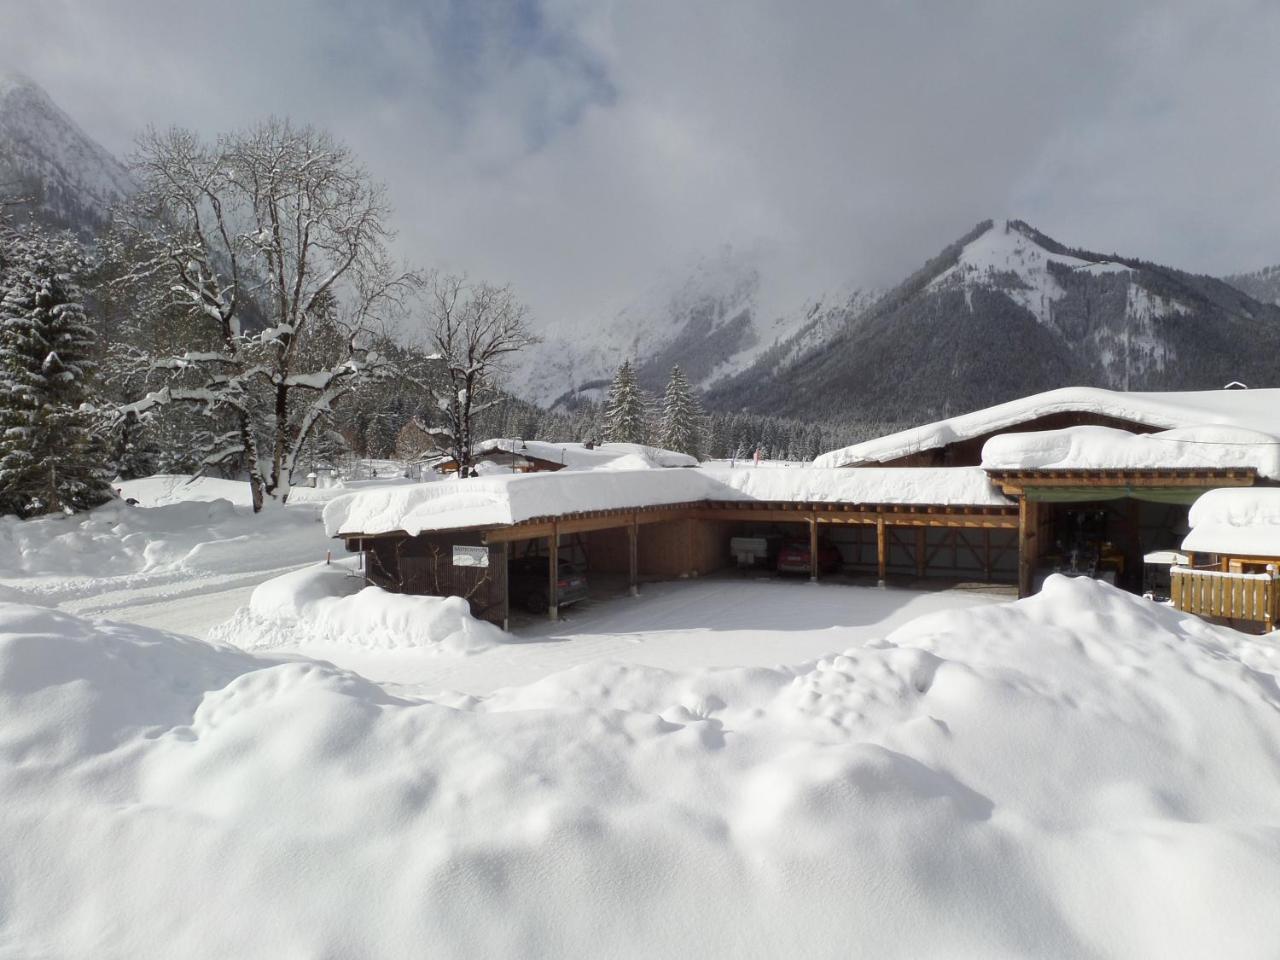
[
  {"left": 1172, "top": 488, "right": 1280, "bottom": 631},
  {"left": 326, "top": 387, "right": 1280, "bottom": 629}
]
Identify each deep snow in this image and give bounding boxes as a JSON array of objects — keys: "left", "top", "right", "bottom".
[{"left": 3, "top": 577, "right": 1280, "bottom": 958}]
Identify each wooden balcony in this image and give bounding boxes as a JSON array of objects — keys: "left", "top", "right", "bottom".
[{"left": 1170, "top": 565, "right": 1279, "bottom": 630}]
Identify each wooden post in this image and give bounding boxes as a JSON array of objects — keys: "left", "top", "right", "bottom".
[
  {"left": 1017, "top": 497, "right": 1038, "bottom": 599},
  {"left": 915, "top": 526, "right": 927, "bottom": 579},
  {"left": 983, "top": 528, "right": 992, "bottom": 580},
  {"left": 628, "top": 518, "right": 639, "bottom": 597},
  {"left": 548, "top": 522, "right": 560, "bottom": 621},
  {"left": 876, "top": 515, "right": 887, "bottom": 587},
  {"left": 499, "top": 541, "right": 510, "bottom": 631},
  {"left": 809, "top": 515, "right": 819, "bottom": 582}
]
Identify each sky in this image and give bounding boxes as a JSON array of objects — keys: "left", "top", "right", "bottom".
[{"left": 2, "top": 0, "right": 1279, "bottom": 331}]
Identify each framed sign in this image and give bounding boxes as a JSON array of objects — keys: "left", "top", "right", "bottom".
[{"left": 452, "top": 545, "right": 490, "bottom": 568}]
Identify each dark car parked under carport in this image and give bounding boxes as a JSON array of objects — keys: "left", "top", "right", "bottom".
[{"left": 508, "top": 556, "right": 589, "bottom": 613}]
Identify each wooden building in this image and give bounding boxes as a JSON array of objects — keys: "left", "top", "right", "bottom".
[{"left": 331, "top": 387, "right": 1280, "bottom": 630}]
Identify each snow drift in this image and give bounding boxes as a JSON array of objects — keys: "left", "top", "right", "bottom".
[
  {"left": 3, "top": 577, "right": 1280, "bottom": 957},
  {"left": 208, "top": 561, "right": 501, "bottom": 655},
  {"left": 981, "top": 423, "right": 1280, "bottom": 478},
  {"left": 1183, "top": 487, "right": 1280, "bottom": 558}
]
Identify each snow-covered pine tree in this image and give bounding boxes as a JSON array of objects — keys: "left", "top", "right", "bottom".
[
  {"left": 0, "top": 226, "right": 112, "bottom": 517},
  {"left": 603, "top": 360, "right": 649, "bottom": 444},
  {"left": 658, "top": 365, "right": 702, "bottom": 458}
]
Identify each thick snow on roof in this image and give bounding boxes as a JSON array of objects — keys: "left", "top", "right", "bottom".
[
  {"left": 815, "top": 386, "right": 1280, "bottom": 468},
  {"left": 325, "top": 466, "right": 1010, "bottom": 537},
  {"left": 1182, "top": 488, "right": 1280, "bottom": 559},
  {"left": 704, "top": 465, "right": 1009, "bottom": 508},
  {"left": 981, "top": 425, "right": 1280, "bottom": 478},
  {"left": 473, "top": 439, "right": 697, "bottom": 471}
]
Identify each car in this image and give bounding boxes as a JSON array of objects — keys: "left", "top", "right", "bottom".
[
  {"left": 775, "top": 539, "right": 842, "bottom": 575},
  {"left": 508, "top": 556, "right": 590, "bottom": 613}
]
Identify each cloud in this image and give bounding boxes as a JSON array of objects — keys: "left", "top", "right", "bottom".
[{"left": 2, "top": 0, "right": 1278, "bottom": 332}]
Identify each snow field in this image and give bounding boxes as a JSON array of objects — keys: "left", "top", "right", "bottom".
[
  {"left": 2, "top": 576, "right": 1280, "bottom": 957},
  {"left": 209, "top": 560, "right": 502, "bottom": 655}
]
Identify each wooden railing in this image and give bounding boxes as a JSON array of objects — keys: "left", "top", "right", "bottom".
[{"left": 1170, "top": 566, "right": 1279, "bottom": 628}]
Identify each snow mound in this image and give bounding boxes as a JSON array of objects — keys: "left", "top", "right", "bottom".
[
  {"left": 982, "top": 424, "right": 1280, "bottom": 477},
  {"left": 209, "top": 561, "right": 500, "bottom": 655},
  {"left": 3, "top": 578, "right": 1280, "bottom": 957},
  {"left": 1183, "top": 487, "right": 1280, "bottom": 558},
  {"left": 817, "top": 385, "right": 1280, "bottom": 468}
]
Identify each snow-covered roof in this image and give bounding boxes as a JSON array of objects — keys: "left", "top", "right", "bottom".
[
  {"left": 472, "top": 439, "right": 698, "bottom": 471},
  {"left": 324, "top": 466, "right": 1012, "bottom": 537},
  {"left": 1182, "top": 488, "right": 1280, "bottom": 559},
  {"left": 981, "top": 425, "right": 1280, "bottom": 479},
  {"left": 815, "top": 386, "right": 1280, "bottom": 468}
]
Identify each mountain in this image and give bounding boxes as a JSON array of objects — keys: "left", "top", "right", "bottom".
[
  {"left": 1224, "top": 264, "right": 1280, "bottom": 307},
  {"left": 0, "top": 72, "right": 135, "bottom": 233},
  {"left": 706, "top": 219, "right": 1280, "bottom": 425},
  {"left": 511, "top": 245, "right": 879, "bottom": 409}
]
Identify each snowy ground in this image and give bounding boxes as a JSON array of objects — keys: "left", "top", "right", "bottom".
[
  {"left": 3, "top": 480, "right": 1280, "bottom": 957},
  {"left": 269, "top": 577, "right": 1010, "bottom": 693}
]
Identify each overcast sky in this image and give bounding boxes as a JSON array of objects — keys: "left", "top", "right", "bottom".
[{"left": 3, "top": 0, "right": 1278, "bottom": 329}]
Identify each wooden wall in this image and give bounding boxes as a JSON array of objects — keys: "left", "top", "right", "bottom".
[{"left": 361, "top": 532, "right": 508, "bottom": 624}]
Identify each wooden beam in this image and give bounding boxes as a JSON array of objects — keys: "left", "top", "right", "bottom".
[
  {"left": 499, "top": 541, "right": 510, "bottom": 631},
  {"left": 876, "top": 516, "right": 887, "bottom": 585},
  {"left": 628, "top": 518, "right": 639, "bottom": 597},
  {"left": 809, "top": 514, "right": 819, "bottom": 582},
  {"left": 1017, "top": 498, "right": 1038, "bottom": 599},
  {"left": 548, "top": 522, "right": 560, "bottom": 621},
  {"left": 916, "top": 526, "right": 927, "bottom": 578}
]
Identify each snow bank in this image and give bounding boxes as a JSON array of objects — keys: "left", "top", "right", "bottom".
[
  {"left": 0, "top": 496, "right": 330, "bottom": 607},
  {"left": 116, "top": 474, "right": 258, "bottom": 507},
  {"left": 3, "top": 577, "right": 1280, "bottom": 957},
  {"left": 816, "top": 385, "right": 1280, "bottom": 467},
  {"left": 325, "top": 466, "right": 1011, "bottom": 537},
  {"left": 981, "top": 424, "right": 1280, "bottom": 478},
  {"left": 208, "top": 561, "right": 500, "bottom": 655},
  {"left": 1183, "top": 488, "right": 1280, "bottom": 558}
]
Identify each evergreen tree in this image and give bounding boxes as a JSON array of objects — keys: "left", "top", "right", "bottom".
[
  {"left": 658, "top": 365, "right": 702, "bottom": 458},
  {"left": 603, "top": 360, "right": 649, "bottom": 444},
  {"left": 0, "top": 226, "right": 112, "bottom": 516}
]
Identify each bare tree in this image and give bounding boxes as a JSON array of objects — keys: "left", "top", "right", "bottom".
[
  {"left": 112, "top": 120, "right": 411, "bottom": 510},
  {"left": 403, "top": 274, "right": 540, "bottom": 476}
]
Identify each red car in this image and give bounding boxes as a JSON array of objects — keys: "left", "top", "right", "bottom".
[{"left": 776, "top": 540, "right": 842, "bottom": 575}]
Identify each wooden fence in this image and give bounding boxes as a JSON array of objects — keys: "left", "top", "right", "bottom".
[{"left": 1170, "top": 566, "right": 1279, "bottom": 628}]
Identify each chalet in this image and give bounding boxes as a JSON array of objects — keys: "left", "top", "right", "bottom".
[{"left": 326, "top": 386, "right": 1280, "bottom": 630}]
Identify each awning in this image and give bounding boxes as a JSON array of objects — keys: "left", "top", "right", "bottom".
[{"left": 1021, "top": 486, "right": 1207, "bottom": 505}]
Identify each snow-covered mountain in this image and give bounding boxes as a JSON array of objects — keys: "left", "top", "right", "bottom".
[
  {"left": 513, "top": 245, "right": 879, "bottom": 409},
  {"left": 0, "top": 72, "right": 135, "bottom": 232},
  {"left": 1224, "top": 263, "right": 1280, "bottom": 307},
  {"left": 708, "top": 219, "right": 1280, "bottom": 424}
]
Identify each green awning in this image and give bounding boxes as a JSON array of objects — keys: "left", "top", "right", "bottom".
[{"left": 1022, "top": 486, "right": 1207, "bottom": 506}]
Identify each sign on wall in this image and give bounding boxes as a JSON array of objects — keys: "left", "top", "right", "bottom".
[{"left": 452, "top": 545, "right": 490, "bottom": 568}]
